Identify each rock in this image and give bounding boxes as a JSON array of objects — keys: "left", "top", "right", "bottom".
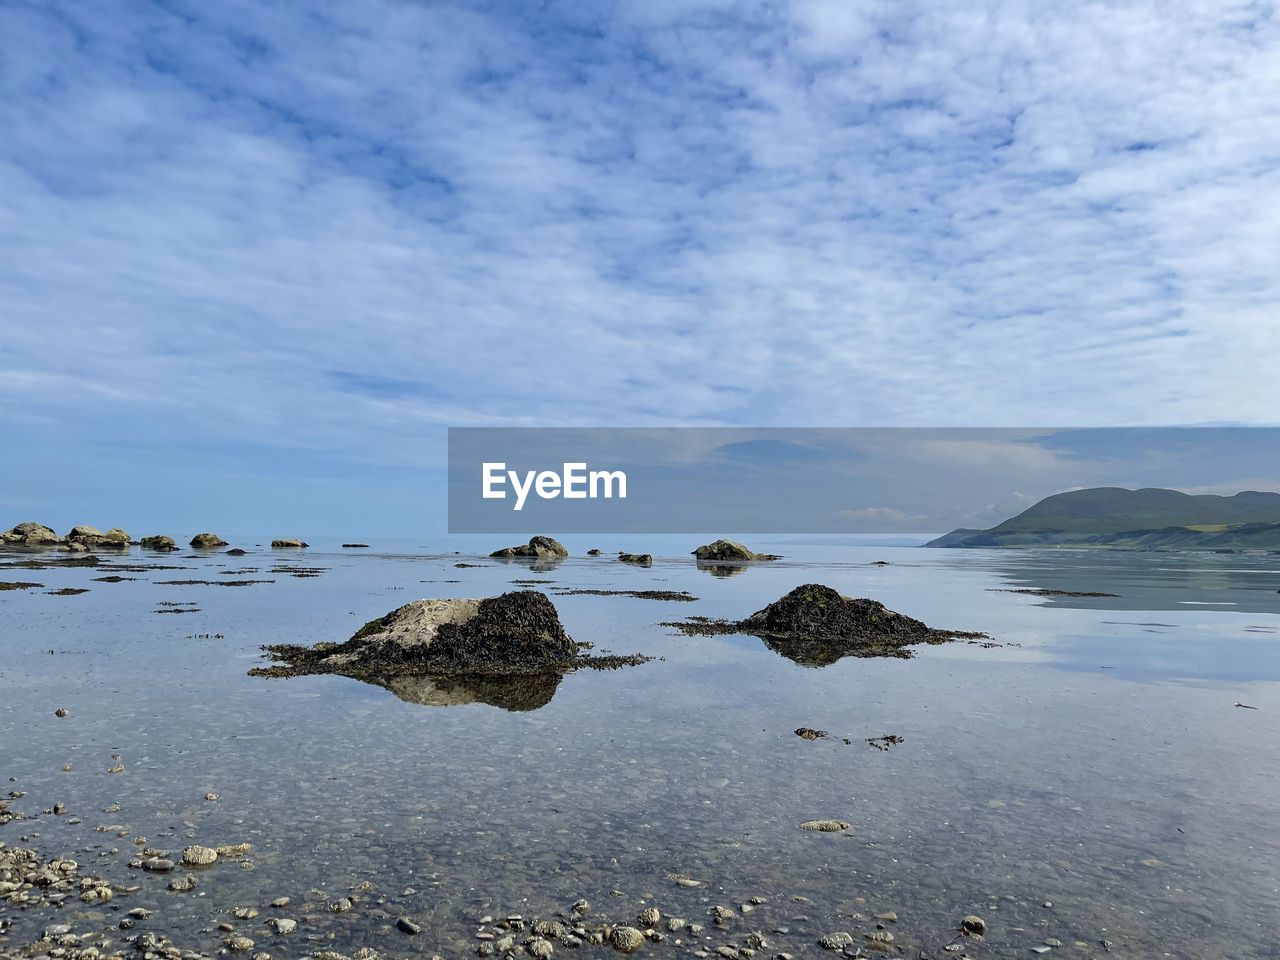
[
  {"left": 668, "top": 584, "right": 987, "bottom": 664},
  {"left": 271, "top": 539, "right": 309, "bottom": 548},
  {"left": 490, "top": 536, "right": 568, "bottom": 559},
  {"left": 54, "top": 708, "right": 69, "bottom": 718},
  {"left": 636, "top": 908, "right": 660, "bottom": 928},
  {"left": 617, "top": 553, "right": 652, "bottom": 565},
  {"left": 190, "top": 533, "right": 229, "bottom": 548},
  {"left": 216, "top": 843, "right": 253, "bottom": 857},
  {"left": 528, "top": 936, "right": 554, "bottom": 959},
  {"left": 65, "top": 526, "right": 131, "bottom": 549},
  {"left": 226, "top": 936, "right": 255, "bottom": 951},
  {"left": 258, "top": 592, "right": 585, "bottom": 678},
  {"left": 795, "top": 727, "right": 827, "bottom": 740},
  {"left": 271, "top": 897, "right": 290, "bottom": 907},
  {"left": 711, "top": 906, "right": 734, "bottom": 924},
  {"left": 8, "top": 521, "right": 59, "bottom": 544},
  {"left": 331, "top": 897, "right": 353, "bottom": 913},
  {"left": 227, "top": 547, "right": 247, "bottom": 555},
  {"left": 204, "top": 792, "right": 219, "bottom": 801},
  {"left": 691, "top": 540, "right": 779, "bottom": 562},
  {"left": 141, "top": 858, "right": 175, "bottom": 871},
  {"left": 611, "top": 927, "right": 645, "bottom": 953},
  {"left": 397, "top": 918, "right": 421, "bottom": 935},
  {"left": 819, "top": 933, "right": 853, "bottom": 950},
  {"left": 799, "top": 820, "right": 849, "bottom": 832},
  {"left": 269, "top": 918, "right": 297, "bottom": 934},
  {"left": 139, "top": 536, "right": 178, "bottom": 551},
  {"left": 960, "top": 916, "right": 986, "bottom": 936},
  {"left": 587, "top": 548, "right": 602, "bottom": 556},
  {"left": 168, "top": 875, "right": 197, "bottom": 892},
  {"left": 342, "top": 543, "right": 370, "bottom": 548},
  {"left": 181, "top": 845, "right": 218, "bottom": 866}
]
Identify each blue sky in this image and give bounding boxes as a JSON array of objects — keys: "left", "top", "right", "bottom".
[{"left": 2, "top": 1, "right": 1279, "bottom": 535}]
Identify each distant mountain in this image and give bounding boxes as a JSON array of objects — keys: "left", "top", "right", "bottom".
[{"left": 926, "top": 487, "right": 1280, "bottom": 550}]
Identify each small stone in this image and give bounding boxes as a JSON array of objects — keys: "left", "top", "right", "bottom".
[
  {"left": 141, "top": 858, "right": 175, "bottom": 872},
  {"left": 675, "top": 877, "right": 702, "bottom": 888},
  {"left": 169, "top": 875, "right": 197, "bottom": 892},
  {"left": 666, "top": 918, "right": 685, "bottom": 932},
  {"left": 205, "top": 793, "right": 219, "bottom": 802},
  {"left": 961, "top": 916, "right": 986, "bottom": 936},
  {"left": 1044, "top": 939, "right": 1062, "bottom": 947},
  {"left": 819, "top": 933, "right": 853, "bottom": 950},
  {"left": 528, "top": 936, "right": 554, "bottom": 959},
  {"left": 799, "top": 821, "right": 849, "bottom": 833},
  {"left": 1031, "top": 948, "right": 1051, "bottom": 955},
  {"left": 397, "top": 918, "right": 421, "bottom": 935},
  {"left": 611, "top": 927, "right": 645, "bottom": 953},
  {"left": 55, "top": 708, "right": 69, "bottom": 718},
  {"left": 874, "top": 912, "right": 896, "bottom": 922},
  {"left": 331, "top": 897, "right": 353, "bottom": 913},
  {"left": 716, "top": 947, "right": 739, "bottom": 959},
  {"left": 181, "top": 845, "right": 218, "bottom": 866},
  {"left": 271, "top": 897, "right": 290, "bottom": 907},
  {"left": 269, "top": 919, "right": 296, "bottom": 935},
  {"left": 227, "top": 936, "right": 255, "bottom": 951},
  {"left": 636, "top": 908, "right": 660, "bottom": 928},
  {"left": 235, "top": 907, "right": 259, "bottom": 920},
  {"left": 571, "top": 899, "right": 590, "bottom": 914},
  {"left": 1042, "top": 901, "right": 1053, "bottom": 909}
]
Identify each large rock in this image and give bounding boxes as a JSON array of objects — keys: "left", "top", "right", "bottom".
[
  {"left": 140, "top": 535, "right": 178, "bottom": 551},
  {"left": 490, "top": 536, "right": 568, "bottom": 559},
  {"left": 65, "top": 526, "right": 130, "bottom": 549},
  {"left": 190, "top": 533, "right": 229, "bottom": 548},
  {"left": 2, "top": 522, "right": 60, "bottom": 545},
  {"left": 253, "top": 591, "right": 652, "bottom": 701},
  {"left": 666, "top": 584, "right": 987, "bottom": 664},
  {"left": 261, "top": 591, "right": 576, "bottom": 677},
  {"left": 691, "top": 539, "right": 780, "bottom": 562},
  {"left": 271, "top": 538, "right": 309, "bottom": 548}
]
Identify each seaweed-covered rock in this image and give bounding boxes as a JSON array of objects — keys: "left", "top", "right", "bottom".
[
  {"left": 253, "top": 591, "right": 650, "bottom": 706},
  {"left": 617, "top": 552, "right": 652, "bottom": 566},
  {"left": 692, "top": 539, "right": 780, "bottom": 562},
  {"left": 190, "top": 533, "right": 229, "bottom": 548},
  {"left": 140, "top": 535, "right": 178, "bottom": 551},
  {"left": 665, "top": 584, "right": 987, "bottom": 663},
  {"left": 490, "top": 536, "right": 568, "bottom": 559},
  {"left": 271, "top": 538, "right": 309, "bottom": 548}
]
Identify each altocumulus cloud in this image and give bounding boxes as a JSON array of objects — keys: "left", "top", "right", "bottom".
[{"left": 2, "top": 0, "right": 1280, "bottom": 476}]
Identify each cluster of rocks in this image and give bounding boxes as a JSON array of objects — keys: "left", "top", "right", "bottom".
[
  {"left": 253, "top": 591, "right": 650, "bottom": 689},
  {"left": 1, "top": 522, "right": 130, "bottom": 551},
  {"left": 665, "top": 584, "right": 988, "bottom": 663},
  {"left": 617, "top": 553, "right": 653, "bottom": 566},
  {"left": 0, "top": 841, "right": 114, "bottom": 908}
]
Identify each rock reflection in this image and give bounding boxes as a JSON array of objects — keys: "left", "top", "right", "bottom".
[
  {"left": 377, "top": 672, "right": 564, "bottom": 711},
  {"left": 695, "top": 562, "right": 750, "bottom": 578}
]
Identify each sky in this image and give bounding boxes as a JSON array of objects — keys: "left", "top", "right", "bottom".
[{"left": 2, "top": 0, "right": 1279, "bottom": 535}]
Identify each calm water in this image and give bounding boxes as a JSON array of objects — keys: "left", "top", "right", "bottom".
[{"left": 2, "top": 537, "right": 1279, "bottom": 959}]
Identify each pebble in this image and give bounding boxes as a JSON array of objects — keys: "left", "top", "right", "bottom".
[
  {"left": 271, "top": 897, "right": 290, "bottom": 908},
  {"left": 169, "top": 875, "right": 197, "bottom": 892},
  {"left": 636, "top": 908, "right": 660, "bottom": 928},
  {"left": 55, "top": 708, "right": 68, "bottom": 718},
  {"left": 961, "top": 916, "right": 987, "bottom": 936},
  {"left": 226, "top": 935, "right": 254, "bottom": 951},
  {"left": 799, "top": 821, "right": 850, "bottom": 832},
  {"left": 205, "top": 793, "right": 219, "bottom": 802},
  {"left": 234, "top": 907, "right": 259, "bottom": 920},
  {"left": 397, "top": 918, "right": 421, "bottom": 935},
  {"left": 874, "top": 912, "right": 896, "bottom": 922},
  {"left": 269, "top": 919, "right": 297, "bottom": 935},
  {"left": 675, "top": 877, "right": 701, "bottom": 888},
  {"left": 528, "top": 936, "right": 554, "bottom": 959},
  {"left": 1031, "top": 948, "right": 1051, "bottom": 955},
  {"left": 331, "top": 897, "right": 353, "bottom": 913},
  {"left": 610, "top": 927, "right": 645, "bottom": 953},
  {"left": 141, "top": 858, "right": 175, "bottom": 872},
  {"left": 819, "top": 933, "right": 853, "bottom": 950},
  {"left": 711, "top": 906, "right": 734, "bottom": 924},
  {"left": 181, "top": 845, "right": 218, "bottom": 866}
]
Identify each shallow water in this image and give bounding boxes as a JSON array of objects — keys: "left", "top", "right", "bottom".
[{"left": 2, "top": 538, "right": 1279, "bottom": 959}]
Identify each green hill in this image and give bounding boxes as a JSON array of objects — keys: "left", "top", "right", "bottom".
[{"left": 927, "top": 487, "right": 1280, "bottom": 550}]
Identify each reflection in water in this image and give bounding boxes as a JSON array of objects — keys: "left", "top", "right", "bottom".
[
  {"left": 377, "top": 672, "right": 564, "bottom": 711},
  {"left": 981, "top": 549, "right": 1280, "bottom": 614},
  {"left": 696, "top": 561, "right": 750, "bottom": 577},
  {"left": 491, "top": 555, "right": 564, "bottom": 573}
]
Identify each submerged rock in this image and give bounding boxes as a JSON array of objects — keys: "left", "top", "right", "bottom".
[
  {"left": 190, "top": 533, "right": 229, "bottom": 548},
  {"left": 665, "top": 584, "right": 987, "bottom": 663},
  {"left": 139, "top": 535, "right": 178, "bottom": 551},
  {"left": 253, "top": 591, "right": 650, "bottom": 704},
  {"left": 691, "top": 540, "right": 780, "bottom": 562},
  {"left": 271, "top": 538, "right": 309, "bottom": 548},
  {"left": 617, "top": 553, "right": 652, "bottom": 566},
  {"left": 490, "top": 536, "right": 568, "bottom": 559}
]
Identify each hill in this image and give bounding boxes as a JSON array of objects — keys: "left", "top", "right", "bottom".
[{"left": 926, "top": 487, "right": 1280, "bottom": 550}]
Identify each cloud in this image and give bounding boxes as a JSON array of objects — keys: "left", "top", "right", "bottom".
[
  {"left": 833, "top": 506, "right": 912, "bottom": 523},
  {"left": 2, "top": 0, "right": 1279, "bottom": 521}
]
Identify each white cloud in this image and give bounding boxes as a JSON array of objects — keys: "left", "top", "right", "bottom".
[{"left": 2, "top": 0, "right": 1279, "bottom": 480}]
